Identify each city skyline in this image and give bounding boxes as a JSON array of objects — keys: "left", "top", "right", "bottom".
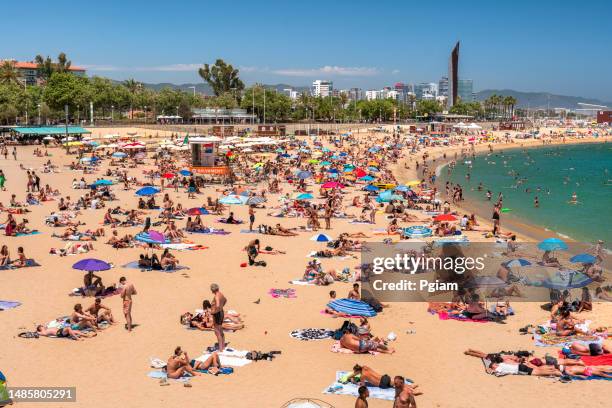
[{"left": 1, "top": 0, "right": 610, "bottom": 100}]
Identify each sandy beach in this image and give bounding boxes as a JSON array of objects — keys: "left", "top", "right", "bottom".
[{"left": 0, "top": 125, "right": 610, "bottom": 408}]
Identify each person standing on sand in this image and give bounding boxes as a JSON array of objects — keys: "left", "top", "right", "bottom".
[
  {"left": 119, "top": 276, "right": 137, "bottom": 332},
  {"left": 355, "top": 386, "right": 369, "bottom": 408},
  {"left": 210, "top": 283, "right": 227, "bottom": 351},
  {"left": 0, "top": 169, "right": 6, "bottom": 191},
  {"left": 248, "top": 205, "right": 255, "bottom": 231},
  {"left": 393, "top": 376, "right": 417, "bottom": 408}
]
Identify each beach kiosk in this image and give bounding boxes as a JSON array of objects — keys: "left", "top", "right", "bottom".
[{"left": 189, "top": 136, "right": 232, "bottom": 180}]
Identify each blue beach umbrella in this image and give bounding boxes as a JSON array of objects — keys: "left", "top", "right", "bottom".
[
  {"left": 327, "top": 168, "right": 339, "bottom": 174},
  {"left": 368, "top": 166, "right": 379, "bottom": 172},
  {"left": 364, "top": 184, "right": 380, "bottom": 192},
  {"left": 503, "top": 259, "right": 532, "bottom": 268},
  {"left": 296, "top": 193, "right": 313, "bottom": 200},
  {"left": 310, "top": 233, "right": 332, "bottom": 242},
  {"left": 297, "top": 171, "right": 312, "bottom": 179},
  {"left": 569, "top": 253, "right": 597, "bottom": 264},
  {"left": 537, "top": 238, "right": 568, "bottom": 251},
  {"left": 219, "top": 195, "right": 243, "bottom": 205},
  {"left": 136, "top": 186, "right": 160, "bottom": 196},
  {"left": 538, "top": 270, "right": 593, "bottom": 290},
  {"left": 246, "top": 196, "right": 266, "bottom": 205},
  {"left": 93, "top": 179, "right": 113, "bottom": 186},
  {"left": 179, "top": 169, "right": 192, "bottom": 176},
  {"left": 360, "top": 175, "right": 374, "bottom": 182},
  {"left": 112, "top": 152, "right": 127, "bottom": 158},
  {"left": 320, "top": 161, "right": 332, "bottom": 166},
  {"left": 394, "top": 185, "right": 410, "bottom": 192}
]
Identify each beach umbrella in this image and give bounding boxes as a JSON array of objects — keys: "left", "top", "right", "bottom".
[
  {"left": 405, "top": 180, "right": 421, "bottom": 187},
  {"left": 501, "top": 208, "right": 512, "bottom": 213},
  {"left": 187, "top": 207, "right": 209, "bottom": 216},
  {"left": 569, "top": 253, "right": 597, "bottom": 264},
  {"left": 403, "top": 225, "right": 432, "bottom": 238},
  {"left": 80, "top": 157, "right": 93, "bottom": 163},
  {"left": 321, "top": 181, "right": 344, "bottom": 189},
  {"left": 135, "top": 186, "right": 160, "bottom": 196},
  {"left": 503, "top": 259, "right": 532, "bottom": 268},
  {"left": 310, "top": 233, "right": 332, "bottom": 242},
  {"left": 434, "top": 214, "right": 457, "bottom": 222},
  {"left": 320, "top": 161, "right": 332, "bottom": 166},
  {"left": 364, "top": 184, "right": 380, "bottom": 192},
  {"left": 112, "top": 152, "right": 127, "bottom": 158},
  {"left": 72, "top": 258, "right": 111, "bottom": 272},
  {"left": 179, "top": 169, "right": 192, "bottom": 176},
  {"left": 297, "top": 171, "right": 312, "bottom": 179},
  {"left": 538, "top": 270, "right": 592, "bottom": 290},
  {"left": 92, "top": 179, "right": 113, "bottom": 186},
  {"left": 537, "top": 238, "right": 568, "bottom": 251},
  {"left": 147, "top": 230, "right": 166, "bottom": 243},
  {"left": 394, "top": 185, "right": 410, "bottom": 192},
  {"left": 295, "top": 193, "right": 313, "bottom": 200},
  {"left": 161, "top": 172, "right": 175, "bottom": 179},
  {"left": 308, "top": 159, "right": 319, "bottom": 164},
  {"left": 43, "top": 135, "right": 55, "bottom": 141},
  {"left": 246, "top": 196, "right": 266, "bottom": 205},
  {"left": 360, "top": 175, "right": 374, "bottom": 182},
  {"left": 327, "top": 168, "right": 339, "bottom": 174},
  {"left": 463, "top": 276, "right": 507, "bottom": 288},
  {"left": 368, "top": 166, "right": 379, "bottom": 172},
  {"left": 219, "top": 195, "right": 243, "bottom": 205}
]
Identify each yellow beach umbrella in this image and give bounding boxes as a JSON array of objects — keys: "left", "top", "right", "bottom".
[{"left": 405, "top": 180, "right": 421, "bottom": 187}]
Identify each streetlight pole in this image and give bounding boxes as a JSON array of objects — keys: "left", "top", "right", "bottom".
[
  {"left": 111, "top": 105, "right": 114, "bottom": 122},
  {"left": 37, "top": 103, "right": 41, "bottom": 126},
  {"left": 263, "top": 88, "right": 266, "bottom": 125},
  {"left": 144, "top": 105, "right": 147, "bottom": 124},
  {"left": 64, "top": 105, "right": 69, "bottom": 141}
]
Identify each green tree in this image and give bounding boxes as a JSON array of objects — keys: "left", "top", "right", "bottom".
[
  {"left": 0, "top": 61, "right": 22, "bottom": 85},
  {"left": 42, "top": 72, "right": 92, "bottom": 113},
  {"left": 35, "top": 52, "right": 72, "bottom": 82},
  {"left": 123, "top": 78, "right": 142, "bottom": 118},
  {"left": 198, "top": 59, "right": 244, "bottom": 97},
  {"left": 416, "top": 99, "right": 442, "bottom": 118}
]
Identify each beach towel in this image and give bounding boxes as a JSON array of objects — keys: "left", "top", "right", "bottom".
[
  {"left": 290, "top": 280, "right": 315, "bottom": 286},
  {"left": 534, "top": 332, "right": 602, "bottom": 347},
  {"left": 240, "top": 229, "right": 261, "bottom": 234},
  {"left": 159, "top": 243, "right": 203, "bottom": 251},
  {"left": 70, "top": 287, "right": 121, "bottom": 298},
  {"left": 147, "top": 367, "right": 234, "bottom": 381},
  {"left": 348, "top": 220, "right": 373, "bottom": 224},
  {"left": 290, "top": 329, "right": 333, "bottom": 341},
  {"left": 434, "top": 310, "right": 489, "bottom": 323},
  {"left": 268, "top": 288, "right": 296, "bottom": 298},
  {"left": 187, "top": 229, "right": 230, "bottom": 235},
  {"left": 306, "top": 251, "right": 352, "bottom": 260},
  {"left": 122, "top": 261, "right": 189, "bottom": 273},
  {"left": 216, "top": 218, "right": 243, "bottom": 224},
  {"left": 15, "top": 231, "right": 41, "bottom": 237},
  {"left": 0, "top": 301, "right": 21, "bottom": 310},
  {"left": 330, "top": 341, "right": 378, "bottom": 355},
  {"left": 323, "top": 371, "right": 411, "bottom": 400},
  {"left": 196, "top": 348, "right": 252, "bottom": 367},
  {"left": 0, "top": 259, "right": 41, "bottom": 270}
]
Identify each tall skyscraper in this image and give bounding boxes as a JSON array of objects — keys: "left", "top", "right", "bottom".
[
  {"left": 448, "top": 41, "right": 460, "bottom": 107},
  {"left": 458, "top": 79, "right": 474, "bottom": 102}
]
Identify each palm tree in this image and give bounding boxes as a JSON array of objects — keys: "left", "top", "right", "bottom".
[
  {"left": 0, "top": 60, "right": 22, "bottom": 85},
  {"left": 123, "top": 78, "right": 142, "bottom": 119},
  {"left": 56, "top": 52, "right": 72, "bottom": 73}
]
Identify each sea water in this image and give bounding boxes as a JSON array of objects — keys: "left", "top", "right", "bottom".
[{"left": 439, "top": 142, "right": 611, "bottom": 247}]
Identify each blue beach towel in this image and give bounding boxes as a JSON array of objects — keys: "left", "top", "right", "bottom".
[
  {"left": 0, "top": 301, "right": 21, "bottom": 310},
  {"left": 324, "top": 371, "right": 411, "bottom": 401}
]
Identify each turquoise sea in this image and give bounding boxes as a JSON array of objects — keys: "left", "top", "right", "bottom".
[{"left": 438, "top": 142, "right": 611, "bottom": 247}]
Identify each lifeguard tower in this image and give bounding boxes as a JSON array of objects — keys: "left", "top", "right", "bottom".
[{"left": 188, "top": 136, "right": 232, "bottom": 181}]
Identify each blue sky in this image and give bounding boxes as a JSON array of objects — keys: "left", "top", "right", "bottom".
[{"left": 1, "top": 0, "right": 611, "bottom": 100}]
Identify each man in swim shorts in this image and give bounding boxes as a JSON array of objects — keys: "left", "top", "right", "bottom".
[{"left": 120, "top": 276, "right": 137, "bottom": 332}]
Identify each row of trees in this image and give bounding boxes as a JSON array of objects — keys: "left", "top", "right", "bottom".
[{"left": 0, "top": 55, "right": 521, "bottom": 125}]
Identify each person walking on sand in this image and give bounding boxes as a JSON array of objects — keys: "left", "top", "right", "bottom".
[
  {"left": 210, "top": 283, "right": 227, "bottom": 351},
  {"left": 119, "top": 276, "right": 137, "bottom": 332},
  {"left": 355, "top": 385, "right": 369, "bottom": 408}
]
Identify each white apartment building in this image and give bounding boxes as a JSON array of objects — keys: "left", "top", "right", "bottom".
[
  {"left": 365, "top": 90, "right": 380, "bottom": 101},
  {"left": 312, "top": 80, "right": 333, "bottom": 97}
]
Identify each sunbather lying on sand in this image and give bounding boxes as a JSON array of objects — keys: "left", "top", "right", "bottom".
[
  {"left": 36, "top": 325, "right": 92, "bottom": 341},
  {"left": 343, "top": 364, "right": 422, "bottom": 394},
  {"left": 340, "top": 332, "right": 394, "bottom": 354}
]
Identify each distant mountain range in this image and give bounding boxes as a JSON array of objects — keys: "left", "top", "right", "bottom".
[
  {"left": 132, "top": 81, "right": 610, "bottom": 110},
  {"left": 474, "top": 89, "right": 611, "bottom": 110}
]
